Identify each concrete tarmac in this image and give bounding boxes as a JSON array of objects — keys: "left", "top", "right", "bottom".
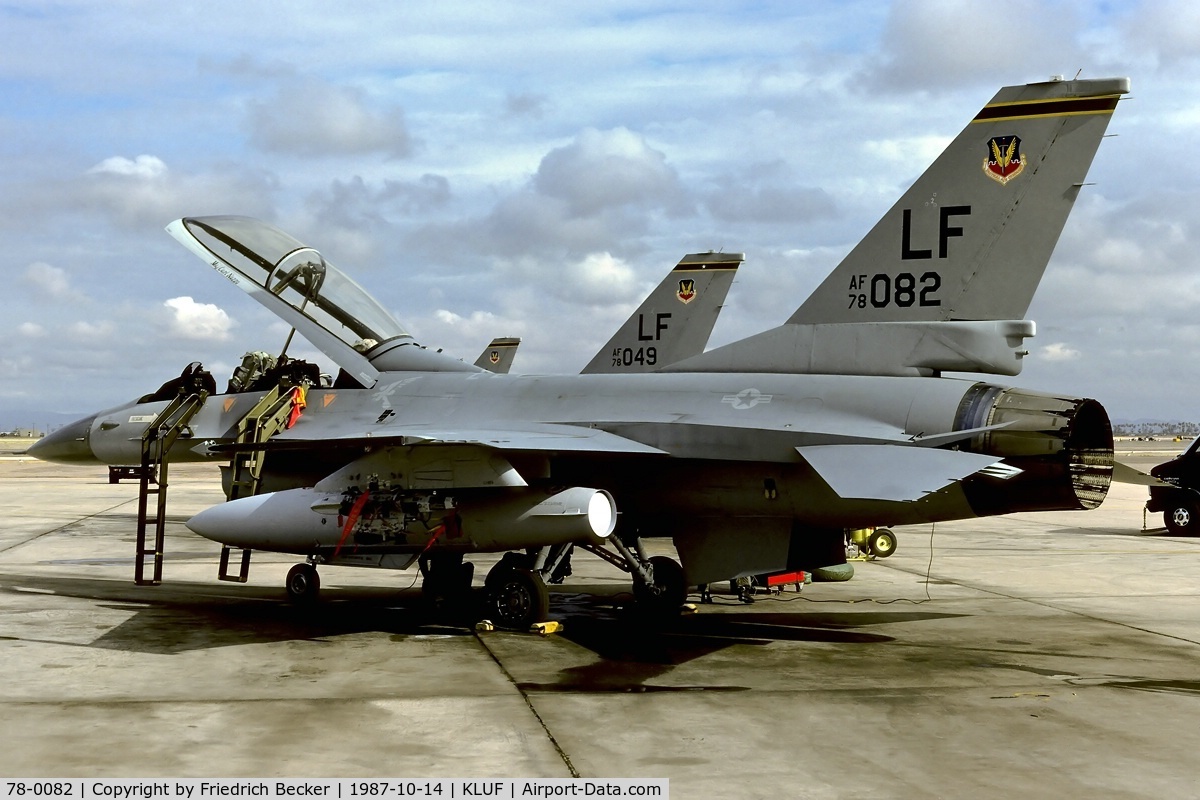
[{"left": 1, "top": 439, "right": 1198, "bottom": 797}]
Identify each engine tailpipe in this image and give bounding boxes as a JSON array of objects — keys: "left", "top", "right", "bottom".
[{"left": 955, "top": 385, "right": 1113, "bottom": 515}]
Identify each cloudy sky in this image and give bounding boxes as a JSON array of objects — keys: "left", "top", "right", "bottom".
[{"left": 4, "top": 0, "right": 1200, "bottom": 431}]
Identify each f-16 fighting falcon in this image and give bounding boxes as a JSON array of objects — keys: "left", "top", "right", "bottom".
[{"left": 30, "top": 76, "right": 1130, "bottom": 629}]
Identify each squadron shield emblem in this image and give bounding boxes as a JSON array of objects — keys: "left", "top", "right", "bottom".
[
  {"left": 488, "top": 350, "right": 501, "bottom": 364},
  {"left": 677, "top": 278, "right": 696, "bottom": 304},
  {"left": 983, "top": 135, "right": 1026, "bottom": 185}
]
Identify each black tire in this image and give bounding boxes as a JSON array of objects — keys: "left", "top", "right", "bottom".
[
  {"left": 484, "top": 552, "right": 533, "bottom": 592},
  {"left": 868, "top": 528, "right": 898, "bottom": 558},
  {"left": 485, "top": 568, "right": 548, "bottom": 630},
  {"left": 634, "top": 556, "right": 687, "bottom": 617},
  {"left": 1165, "top": 503, "right": 1198, "bottom": 536},
  {"left": 285, "top": 563, "right": 320, "bottom": 603}
]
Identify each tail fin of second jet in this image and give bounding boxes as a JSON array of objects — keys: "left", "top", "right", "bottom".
[{"left": 582, "top": 252, "right": 742, "bottom": 373}]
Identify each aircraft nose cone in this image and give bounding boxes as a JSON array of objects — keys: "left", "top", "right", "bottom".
[{"left": 26, "top": 414, "right": 99, "bottom": 463}]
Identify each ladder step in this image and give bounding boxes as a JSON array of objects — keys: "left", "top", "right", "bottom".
[
  {"left": 218, "top": 546, "right": 252, "bottom": 582},
  {"left": 133, "top": 389, "right": 209, "bottom": 586}
]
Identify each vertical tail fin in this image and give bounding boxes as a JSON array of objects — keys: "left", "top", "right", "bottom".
[
  {"left": 790, "top": 77, "right": 1130, "bottom": 324},
  {"left": 582, "top": 252, "right": 742, "bottom": 373},
  {"left": 475, "top": 337, "right": 521, "bottom": 373}
]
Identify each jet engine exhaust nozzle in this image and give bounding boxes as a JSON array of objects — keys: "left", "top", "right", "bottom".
[{"left": 954, "top": 384, "right": 1114, "bottom": 515}]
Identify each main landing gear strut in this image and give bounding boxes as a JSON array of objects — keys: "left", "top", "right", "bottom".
[
  {"left": 479, "top": 536, "right": 689, "bottom": 630},
  {"left": 279, "top": 536, "right": 688, "bottom": 630},
  {"left": 606, "top": 537, "right": 687, "bottom": 619}
]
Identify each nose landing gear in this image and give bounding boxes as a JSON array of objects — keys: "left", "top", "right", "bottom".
[{"left": 285, "top": 562, "right": 320, "bottom": 603}]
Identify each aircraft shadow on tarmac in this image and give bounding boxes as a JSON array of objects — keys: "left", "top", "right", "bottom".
[
  {"left": 0, "top": 573, "right": 964, "bottom": 665},
  {"left": 519, "top": 608, "right": 968, "bottom": 694}
]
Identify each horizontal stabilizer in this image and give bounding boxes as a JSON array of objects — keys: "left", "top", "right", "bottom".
[
  {"left": 798, "top": 444, "right": 1007, "bottom": 502},
  {"left": 1112, "top": 461, "right": 1171, "bottom": 487}
]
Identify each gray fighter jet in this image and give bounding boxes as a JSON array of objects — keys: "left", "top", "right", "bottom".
[{"left": 30, "top": 76, "right": 1129, "bottom": 628}]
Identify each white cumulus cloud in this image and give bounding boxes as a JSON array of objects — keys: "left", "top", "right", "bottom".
[
  {"left": 22, "top": 262, "right": 74, "bottom": 299},
  {"left": 67, "top": 320, "right": 116, "bottom": 340},
  {"left": 534, "top": 128, "right": 684, "bottom": 217},
  {"left": 246, "top": 79, "right": 413, "bottom": 158},
  {"left": 1040, "top": 342, "right": 1081, "bottom": 362},
  {"left": 435, "top": 309, "right": 498, "bottom": 328},
  {"left": 561, "top": 252, "right": 638, "bottom": 304},
  {"left": 164, "top": 297, "right": 234, "bottom": 341},
  {"left": 87, "top": 155, "right": 168, "bottom": 179}
]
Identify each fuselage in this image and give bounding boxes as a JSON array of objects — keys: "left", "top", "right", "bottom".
[
  {"left": 33, "top": 368, "right": 1113, "bottom": 536},
  {"left": 41, "top": 370, "right": 981, "bottom": 465}
]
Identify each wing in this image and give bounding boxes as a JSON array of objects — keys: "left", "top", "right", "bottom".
[
  {"left": 380, "top": 424, "right": 668, "bottom": 454},
  {"left": 238, "top": 420, "right": 669, "bottom": 456},
  {"left": 283, "top": 421, "right": 668, "bottom": 494}
]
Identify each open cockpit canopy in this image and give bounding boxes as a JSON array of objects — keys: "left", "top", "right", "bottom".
[{"left": 168, "top": 216, "right": 477, "bottom": 387}]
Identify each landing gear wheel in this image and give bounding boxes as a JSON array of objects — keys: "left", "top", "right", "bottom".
[
  {"left": 634, "top": 556, "right": 687, "bottom": 618},
  {"left": 484, "top": 552, "right": 533, "bottom": 592},
  {"left": 1165, "top": 502, "right": 1197, "bottom": 536},
  {"left": 285, "top": 563, "right": 320, "bottom": 603},
  {"left": 867, "top": 528, "right": 898, "bottom": 558},
  {"left": 486, "top": 568, "right": 548, "bottom": 630}
]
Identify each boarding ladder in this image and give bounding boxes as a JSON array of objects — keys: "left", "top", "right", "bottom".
[
  {"left": 218, "top": 386, "right": 300, "bottom": 582},
  {"left": 134, "top": 391, "right": 208, "bottom": 585}
]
